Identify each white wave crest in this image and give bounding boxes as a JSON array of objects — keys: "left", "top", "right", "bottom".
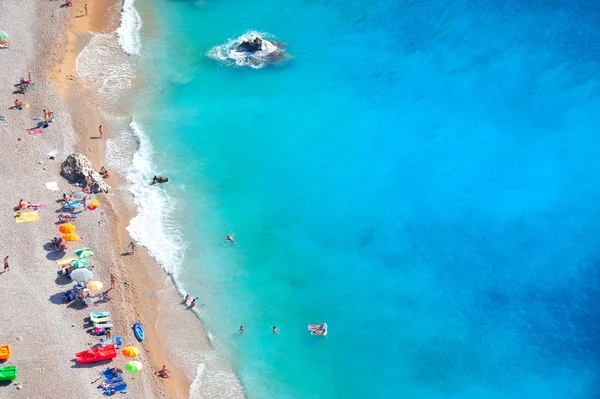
[
  {"left": 207, "top": 31, "right": 286, "bottom": 69},
  {"left": 76, "top": 32, "right": 135, "bottom": 103},
  {"left": 117, "top": 0, "right": 142, "bottom": 55},
  {"left": 125, "top": 120, "right": 185, "bottom": 275}
]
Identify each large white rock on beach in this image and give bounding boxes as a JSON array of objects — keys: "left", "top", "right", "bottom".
[{"left": 60, "top": 153, "right": 111, "bottom": 193}]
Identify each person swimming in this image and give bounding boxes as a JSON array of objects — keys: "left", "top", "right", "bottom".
[{"left": 226, "top": 235, "right": 235, "bottom": 243}]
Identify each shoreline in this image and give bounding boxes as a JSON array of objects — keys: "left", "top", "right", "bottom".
[
  {"left": 49, "top": 1, "right": 247, "bottom": 398},
  {"left": 50, "top": 0, "right": 193, "bottom": 397}
]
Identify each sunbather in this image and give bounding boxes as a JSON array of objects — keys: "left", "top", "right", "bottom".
[
  {"left": 99, "top": 166, "right": 109, "bottom": 179},
  {"left": 58, "top": 213, "right": 73, "bottom": 222},
  {"left": 157, "top": 365, "right": 170, "bottom": 378},
  {"left": 13, "top": 99, "right": 24, "bottom": 108},
  {"left": 16, "top": 199, "right": 29, "bottom": 210}
]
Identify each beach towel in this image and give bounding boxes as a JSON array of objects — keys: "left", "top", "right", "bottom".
[
  {"left": 0, "top": 114, "right": 5, "bottom": 121},
  {"left": 14, "top": 211, "right": 40, "bottom": 223},
  {"left": 28, "top": 129, "right": 43, "bottom": 135},
  {"left": 56, "top": 258, "right": 76, "bottom": 268},
  {"left": 64, "top": 201, "right": 81, "bottom": 209},
  {"left": 45, "top": 182, "right": 59, "bottom": 191}
]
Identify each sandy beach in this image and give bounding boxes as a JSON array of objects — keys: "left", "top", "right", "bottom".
[{"left": 0, "top": 1, "right": 243, "bottom": 398}]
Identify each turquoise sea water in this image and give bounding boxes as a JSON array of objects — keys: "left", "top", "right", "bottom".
[{"left": 125, "top": 0, "right": 600, "bottom": 397}]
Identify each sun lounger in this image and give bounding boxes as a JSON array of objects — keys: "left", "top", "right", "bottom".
[
  {"left": 90, "top": 316, "right": 111, "bottom": 324},
  {"left": 0, "top": 346, "right": 10, "bottom": 360},
  {"left": 100, "top": 336, "right": 123, "bottom": 348},
  {"left": 101, "top": 368, "right": 121, "bottom": 378},
  {"left": 104, "top": 376, "right": 123, "bottom": 384},
  {"left": 0, "top": 366, "right": 17, "bottom": 381},
  {"left": 104, "top": 383, "right": 127, "bottom": 395},
  {"left": 90, "top": 311, "right": 111, "bottom": 318}
]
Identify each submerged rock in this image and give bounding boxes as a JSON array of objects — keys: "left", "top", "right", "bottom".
[{"left": 60, "top": 153, "right": 111, "bottom": 193}]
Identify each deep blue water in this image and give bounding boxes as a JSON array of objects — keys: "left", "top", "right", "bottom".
[{"left": 130, "top": 0, "right": 600, "bottom": 397}]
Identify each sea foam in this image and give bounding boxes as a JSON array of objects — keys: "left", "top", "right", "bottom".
[
  {"left": 125, "top": 120, "right": 185, "bottom": 276},
  {"left": 117, "top": 0, "right": 142, "bottom": 56}
]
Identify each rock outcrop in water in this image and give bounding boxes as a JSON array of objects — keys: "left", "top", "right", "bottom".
[
  {"left": 234, "top": 37, "right": 264, "bottom": 53},
  {"left": 60, "top": 153, "right": 111, "bottom": 193}
]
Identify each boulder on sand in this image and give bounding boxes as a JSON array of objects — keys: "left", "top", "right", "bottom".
[{"left": 60, "top": 153, "right": 111, "bottom": 193}]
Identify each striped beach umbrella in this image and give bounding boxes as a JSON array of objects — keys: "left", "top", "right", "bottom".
[
  {"left": 69, "top": 259, "right": 88, "bottom": 269},
  {"left": 75, "top": 247, "right": 94, "bottom": 258},
  {"left": 122, "top": 346, "right": 139, "bottom": 358},
  {"left": 125, "top": 361, "right": 143, "bottom": 373}
]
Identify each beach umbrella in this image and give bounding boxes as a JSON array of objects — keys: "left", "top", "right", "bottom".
[
  {"left": 122, "top": 346, "right": 139, "bottom": 358},
  {"left": 87, "top": 199, "right": 99, "bottom": 211},
  {"left": 74, "top": 247, "right": 94, "bottom": 258},
  {"left": 58, "top": 223, "right": 76, "bottom": 234},
  {"left": 86, "top": 281, "right": 103, "bottom": 291},
  {"left": 62, "top": 233, "right": 80, "bottom": 241},
  {"left": 72, "top": 191, "right": 86, "bottom": 199},
  {"left": 69, "top": 258, "right": 88, "bottom": 269},
  {"left": 125, "top": 361, "right": 143, "bottom": 373},
  {"left": 70, "top": 268, "right": 93, "bottom": 283},
  {"left": 0, "top": 31, "right": 7, "bottom": 40}
]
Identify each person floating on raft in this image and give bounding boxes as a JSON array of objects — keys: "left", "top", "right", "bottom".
[
  {"left": 152, "top": 175, "right": 169, "bottom": 185},
  {"left": 308, "top": 323, "right": 328, "bottom": 336}
]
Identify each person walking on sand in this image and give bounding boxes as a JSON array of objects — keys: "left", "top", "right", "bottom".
[
  {"left": 128, "top": 241, "right": 137, "bottom": 255},
  {"left": 239, "top": 326, "right": 245, "bottom": 333},
  {"left": 98, "top": 125, "right": 104, "bottom": 139},
  {"left": 110, "top": 273, "right": 116, "bottom": 289},
  {"left": 84, "top": 4, "right": 88, "bottom": 16},
  {"left": 3, "top": 256, "right": 8, "bottom": 272}
]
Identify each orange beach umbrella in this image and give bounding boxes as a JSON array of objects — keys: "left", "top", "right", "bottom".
[
  {"left": 62, "top": 233, "right": 80, "bottom": 242},
  {"left": 122, "top": 346, "right": 140, "bottom": 358},
  {"left": 58, "top": 223, "right": 76, "bottom": 234}
]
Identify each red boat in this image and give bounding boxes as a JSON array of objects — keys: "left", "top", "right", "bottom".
[{"left": 75, "top": 344, "right": 117, "bottom": 364}]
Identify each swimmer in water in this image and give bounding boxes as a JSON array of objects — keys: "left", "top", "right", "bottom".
[
  {"left": 272, "top": 326, "right": 279, "bottom": 334},
  {"left": 239, "top": 325, "right": 245, "bottom": 333},
  {"left": 226, "top": 235, "right": 235, "bottom": 243}
]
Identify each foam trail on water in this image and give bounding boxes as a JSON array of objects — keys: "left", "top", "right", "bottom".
[
  {"left": 125, "top": 120, "right": 185, "bottom": 275},
  {"left": 76, "top": 32, "right": 134, "bottom": 104},
  {"left": 117, "top": 0, "right": 142, "bottom": 55}
]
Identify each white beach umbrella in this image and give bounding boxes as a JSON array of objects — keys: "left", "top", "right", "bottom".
[{"left": 70, "top": 268, "right": 93, "bottom": 283}]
